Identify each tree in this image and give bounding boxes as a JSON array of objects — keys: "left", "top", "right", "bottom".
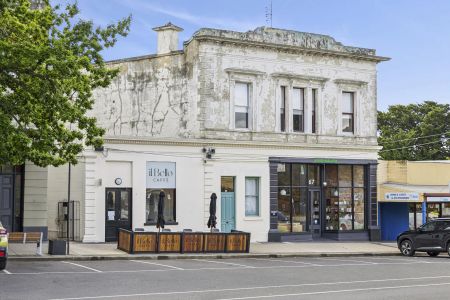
[
  {"left": 0, "top": 0, "right": 130, "bottom": 166},
  {"left": 378, "top": 101, "right": 450, "bottom": 160}
]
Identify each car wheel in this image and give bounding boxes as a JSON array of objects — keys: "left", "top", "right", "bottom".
[
  {"left": 427, "top": 251, "right": 439, "bottom": 257},
  {"left": 0, "top": 260, "right": 6, "bottom": 271},
  {"left": 400, "top": 239, "right": 415, "bottom": 256}
]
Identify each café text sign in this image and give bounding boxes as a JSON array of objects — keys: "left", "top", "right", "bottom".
[{"left": 146, "top": 162, "right": 176, "bottom": 189}]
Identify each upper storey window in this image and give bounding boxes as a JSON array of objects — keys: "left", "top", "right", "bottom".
[
  {"left": 280, "top": 86, "right": 287, "bottom": 132},
  {"left": 342, "top": 92, "right": 354, "bottom": 133},
  {"left": 234, "top": 82, "right": 250, "bottom": 129},
  {"left": 292, "top": 88, "right": 305, "bottom": 132}
]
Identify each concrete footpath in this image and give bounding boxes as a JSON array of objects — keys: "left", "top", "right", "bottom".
[{"left": 7, "top": 241, "right": 400, "bottom": 261}]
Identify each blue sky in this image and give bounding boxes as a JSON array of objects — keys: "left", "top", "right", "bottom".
[{"left": 67, "top": 0, "right": 450, "bottom": 111}]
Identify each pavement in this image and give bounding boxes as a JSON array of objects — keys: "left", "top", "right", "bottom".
[
  {"left": 7, "top": 240, "right": 400, "bottom": 261},
  {"left": 2, "top": 255, "right": 450, "bottom": 299}
]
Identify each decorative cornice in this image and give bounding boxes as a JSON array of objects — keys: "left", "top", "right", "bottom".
[
  {"left": 271, "top": 73, "right": 329, "bottom": 83},
  {"left": 334, "top": 79, "right": 368, "bottom": 86},
  {"left": 225, "top": 68, "right": 266, "bottom": 76},
  {"left": 189, "top": 28, "right": 390, "bottom": 63},
  {"left": 103, "top": 136, "right": 381, "bottom": 152}
]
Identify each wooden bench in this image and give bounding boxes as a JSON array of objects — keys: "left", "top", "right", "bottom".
[{"left": 8, "top": 232, "right": 43, "bottom": 255}]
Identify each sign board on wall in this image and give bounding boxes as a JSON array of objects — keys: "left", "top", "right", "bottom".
[
  {"left": 146, "top": 162, "right": 176, "bottom": 189},
  {"left": 384, "top": 193, "right": 419, "bottom": 201},
  {"left": 427, "top": 197, "right": 450, "bottom": 202}
]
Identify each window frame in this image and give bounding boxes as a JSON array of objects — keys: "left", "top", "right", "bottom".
[
  {"left": 245, "top": 177, "right": 260, "bottom": 217},
  {"left": 292, "top": 87, "right": 305, "bottom": 133},
  {"left": 342, "top": 91, "right": 355, "bottom": 134},
  {"left": 144, "top": 188, "right": 178, "bottom": 225},
  {"left": 311, "top": 88, "right": 317, "bottom": 134},
  {"left": 234, "top": 82, "right": 251, "bottom": 130},
  {"left": 280, "top": 86, "right": 287, "bottom": 132}
]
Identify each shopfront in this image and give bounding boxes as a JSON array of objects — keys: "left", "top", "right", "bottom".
[
  {"left": 268, "top": 158, "right": 378, "bottom": 242},
  {"left": 424, "top": 194, "right": 450, "bottom": 221}
]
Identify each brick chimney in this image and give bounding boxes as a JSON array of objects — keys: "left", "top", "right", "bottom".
[{"left": 152, "top": 22, "right": 183, "bottom": 55}]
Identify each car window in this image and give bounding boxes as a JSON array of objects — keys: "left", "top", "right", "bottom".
[
  {"left": 420, "top": 222, "right": 436, "bottom": 232},
  {"left": 443, "top": 221, "right": 450, "bottom": 231}
]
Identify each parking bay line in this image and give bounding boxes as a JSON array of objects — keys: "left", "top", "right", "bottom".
[
  {"left": 62, "top": 261, "right": 102, "bottom": 273},
  {"left": 48, "top": 275, "right": 450, "bottom": 300},
  {"left": 311, "top": 257, "right": 378, "bottom": 264},
  {"left": 216, "top": 282, "right": 450, "bottom": 300},
  {"left": 6, "top": 259, "right": 446, "bottom": 276},
  {"left": 130, "top": 259, "right": 184, "bottom": 270},
  {"left": 3, "top": 269, "right": 11, "bottom": 274},
  {"left": 192, "top": 259, "right": 256, "bottom": 268},
  {"left": 248, "top": 258, "right": 321, "bottom": 266}
]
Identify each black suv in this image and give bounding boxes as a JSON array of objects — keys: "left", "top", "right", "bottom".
[{"left": 397, "top": 218, "right": 450, "bottom": 257}]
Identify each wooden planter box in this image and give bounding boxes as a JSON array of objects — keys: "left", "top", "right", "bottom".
[
  {"left": 117, "top": 229, "right": 157, "bottom": 254},
  {"left": 181, "top": 232, "right": 204, "bottom": 253},
  {"left": 225, "top": 232, "right": 251, "bottom": 253},
  {"left": 158, "top": 232, "right": 182, "bottom": 253},
  {"left": 203, "top": 232, "right": 226, "bottom": 253}
]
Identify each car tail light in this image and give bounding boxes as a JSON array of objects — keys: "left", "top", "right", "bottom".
[{"left": 0, "top": 251, "right": 5, "bottom": 257}]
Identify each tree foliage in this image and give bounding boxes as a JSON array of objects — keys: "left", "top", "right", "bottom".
[
  {"left": 0, "top": 0, "right": 130, "bottom": 166},
  {"left": 378, "top": 101, "right": 450, "bottom": 160}
]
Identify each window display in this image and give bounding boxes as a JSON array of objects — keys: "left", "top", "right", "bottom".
[{"left": 146, "top": 189, "right": 176, "bottom": 223}]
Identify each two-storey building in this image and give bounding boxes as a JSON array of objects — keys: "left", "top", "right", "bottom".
[{"left": 1, "top": 23, "right": 389, "bottom": 243}]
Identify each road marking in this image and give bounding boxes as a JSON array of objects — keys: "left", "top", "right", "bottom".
[
  {"left": 365, "top": 256, "right": 430, "bottom": 263},
  {"left": 311, "top": 257, "right": 378, "bottom": 264},
  {"left": 192, "top": 259, "right": 255, "bottom": 268},
  {"left": 248, "top": 258, "right": 321, "bottom": 266},
  {"left": 130, "top": 259, "right": 184, "bottom": 270},
  {"left": 5, "top": 259, "right": 449, "bottom": 276},
  {"left": 3, "top": 269, "right": 11, "bottom": 274},
  {"left": 62, "top": 261, "right": 102, "bottom": 273},
  {"left": 216, "top": 282, "right": 450, "bottom": 299},
  {"left": 48, "top": 275, "right": 450, "bottom": 300}
]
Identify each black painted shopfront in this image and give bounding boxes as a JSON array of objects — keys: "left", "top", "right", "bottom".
[{"left": 268, "top": 158, "right": 379, "bottom": 242}]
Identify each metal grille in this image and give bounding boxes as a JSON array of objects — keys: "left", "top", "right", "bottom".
[{"left": 57, "top": 201, "right": 81, "bottom": 241}]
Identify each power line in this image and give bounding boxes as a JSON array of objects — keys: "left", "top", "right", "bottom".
[{"left": 379, "top": 130, "right": 450, "bottom": 143}]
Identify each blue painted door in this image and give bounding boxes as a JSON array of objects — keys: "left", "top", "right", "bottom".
[{"left": 221, "top": 192, "right": 235, "bottom": 232}]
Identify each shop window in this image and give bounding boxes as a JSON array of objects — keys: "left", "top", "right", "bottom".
[
  {"left": 245, "top": 177, "right": 260, "bottom": 216},
  {"left": 427, "top": 203, "right": 440, "bottom": 220},
  {"left": 292, "top": 187, "right": 307, "bottom": 232},
  {"left": 325, "top": 165, "right": 338, "bottom": 187},
  {"left": 292, "top": 164, "right": 307, "bottom": 186},
  {"left": 339, "top": 188, "right": 352, "bottom": 231},
  {"left": 280, "top": 86, "right": 286, "bottom": 132},
  {"left": 353, "top": 188, "right": 365, "bottom": 230},
  {"left": 308, "top": 165, "right": 320, "bottom": 186},
  {"left": 442, "top": 203, "right": 450, "bottom": 217},
  {"left": 338, "top": 165, "right": 352, "bottom": 187},
  {"left": 353, "top": 165, "right": 364, "bottom": 187},
  {"left": 342, "top": 92, "right": 354, "bottom": 133},
  {"left": 277, "top": 163, "right": 291, "bottom": 186},
  {"left": 145, "top": 189, "right": 176, "bottom": 223},
  {"left": 234, "top": 82, "right": 250, "bottom": 129},
  {"left": 325, "top": 188, "right": 339, "bottom": 231},
  {"left": 292, "top": 88, "right": 304, "bottom": 132}
]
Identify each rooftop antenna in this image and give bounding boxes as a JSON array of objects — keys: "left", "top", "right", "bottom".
[{"left": 265, "top": 0, "right": 272, "bottom": 28}]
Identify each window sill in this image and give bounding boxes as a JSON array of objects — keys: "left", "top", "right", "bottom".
[
  {"left": 144, "top": 221, "right": 179, "bottom": 226},
  {"left": 243, "top": 217, "right": 263, "bottom": 221}
]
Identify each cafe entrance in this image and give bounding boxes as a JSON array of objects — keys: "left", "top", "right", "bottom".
[{"left": 105, "top": 188, "right": 132, "bottom": 242}]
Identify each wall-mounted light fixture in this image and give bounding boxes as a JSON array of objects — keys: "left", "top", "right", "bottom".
[
  {"left": 202, "top": 147, "right": 215, "bottom": 161},
  {"left": 280, "top": 189, "right": 287, "bottom": 196}
]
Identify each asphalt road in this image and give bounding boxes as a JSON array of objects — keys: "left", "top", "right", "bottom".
[{"left": 2, "top": 255, "right": 450, "bottom": 299}]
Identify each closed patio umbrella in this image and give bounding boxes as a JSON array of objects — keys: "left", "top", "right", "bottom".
[
  {"left": 207, "top": 193, "right": 217, "bottom": 232},
  {"left": 156, "top": 191, "right": 165, "bottom": 231}
]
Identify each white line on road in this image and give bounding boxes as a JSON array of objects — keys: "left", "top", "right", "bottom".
[
  {"left": 192, "top": 259, "right": 255, "bottom": 268},
  {"left": 62, "top": 261, "right": 102, "bottom": 273},
  {"left": 3, "top": 269, "right": 11, "bottom": 274},
  {"left": 216, "top": 282, "right": 450, "bottom": 300},
  {"left": 248, "top": 258, "right": 321, "bottom": 266},
  {"left": 48, "top": 275, "right": 450, "bottom": 300},
  {"left": 311, "top": 257, "right": 378, "bottom": 264},
  {"left": 130, "top": 259, "right": 184, "bottom": 270}
]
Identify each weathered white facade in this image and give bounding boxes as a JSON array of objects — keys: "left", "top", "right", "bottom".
[{"left": 11, "top": 24, "right": 389, "bottom": 243}]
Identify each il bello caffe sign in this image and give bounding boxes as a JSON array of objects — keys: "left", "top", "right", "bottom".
[{"left": 146, "top": 162, "right": 176, "bottom": 189}]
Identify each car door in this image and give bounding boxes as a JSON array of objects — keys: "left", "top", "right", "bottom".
[{"left": 414, "top": 221, "right": 437, "bottom": 249}]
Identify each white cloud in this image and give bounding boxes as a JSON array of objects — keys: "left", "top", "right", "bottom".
[{"left": 119, "top": 0, "right": 262, "bottom": 31}]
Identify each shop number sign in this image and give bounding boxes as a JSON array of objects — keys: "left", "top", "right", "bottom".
[{"left": 146, "top": 161, "right": 176, "bottom": 189}]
